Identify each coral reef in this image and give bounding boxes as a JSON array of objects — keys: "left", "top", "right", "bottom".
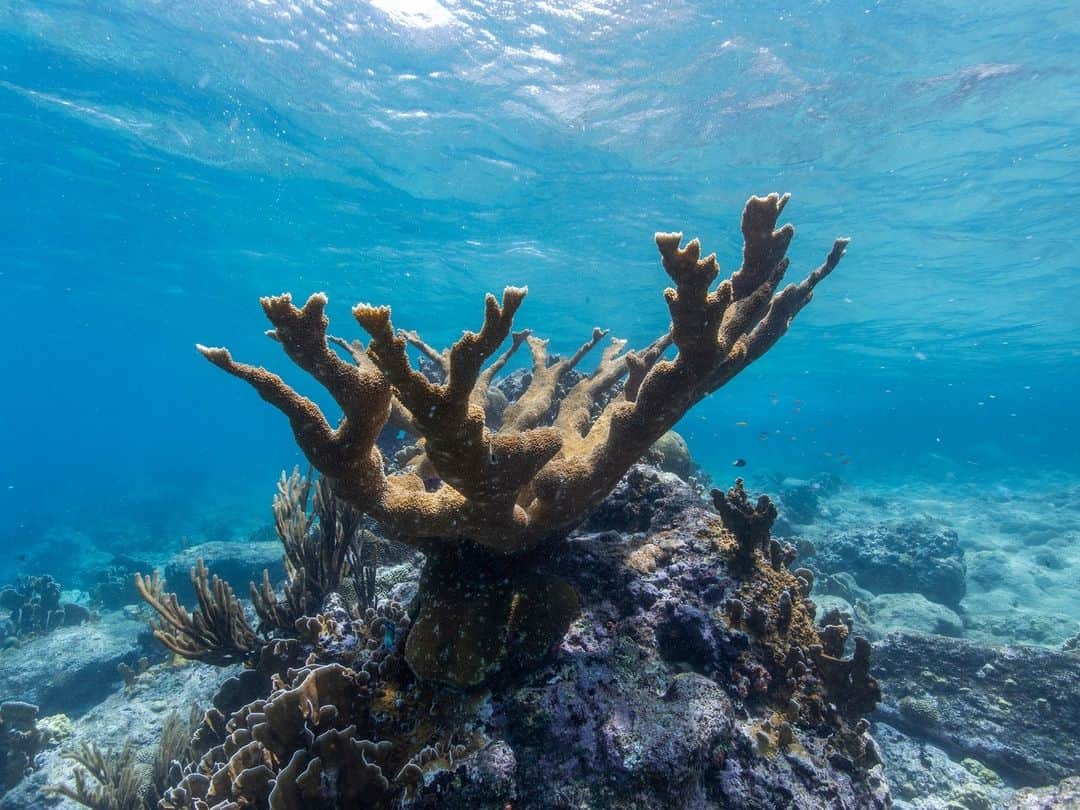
[
  {"left": 0, "top": 575, "right": 89, "bottom": 639},
  {"left": 804, "top": 517, "right": 967, "bottom": 608},
  {"left": 134, "top": 467, "right": 889, "bottom": 809},
  {"left": 99, "top": 196, "right": 892, "bottom": 809},
  {"left": 197, "top": 193, "right": 847, "bottom": 683},
  {"left": 0, "top": 702, "right": 46, "bottom": 796}
]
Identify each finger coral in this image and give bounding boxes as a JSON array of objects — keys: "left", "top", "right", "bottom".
[
  {"left": 0, "top": 575, "right": 90, "bottom": 639},
  {"left": 1, "top": 701, "right": 46, "bottom": 795}
]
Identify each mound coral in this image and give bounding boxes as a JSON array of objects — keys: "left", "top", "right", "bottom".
[
  {"left": 0, "top": 575, "right": 90, "bottom": 639},
  {"left": 194, "top": 193, "right": 846, "bottom": 685}
]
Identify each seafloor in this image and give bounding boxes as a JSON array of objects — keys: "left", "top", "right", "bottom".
[{"left": 1, "top": 452, "right": 1077, "bottom": 809}]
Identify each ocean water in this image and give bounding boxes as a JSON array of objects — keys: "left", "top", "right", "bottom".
[{"left": 0, "top": 2, "right": 1078, "bottom": 802}]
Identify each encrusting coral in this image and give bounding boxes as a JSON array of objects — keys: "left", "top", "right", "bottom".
[
  {"left": 152, "top": 600, "right": 473, "bottom": 810},
  {"left": 192, "top": 193, "right": 847, "bottom": 685}
]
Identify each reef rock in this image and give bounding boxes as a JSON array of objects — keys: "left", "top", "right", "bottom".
[
  {"left": 0, "top": 611, "right": 148, "bottom": 716},
  {"left": 1008, "top": 777, "right": 1080, "bottom": 809},
  {"left": 863, "top": 593, "right": 964, "bottom": 640},
  {"left": 1, "top": 661, "right": 235, "bottom": 810},
  {"left": 873, "top": 632, "right": 1080, "bottom": 786},
  {"left": 489, "top": 501, "right": 890, "bottom": 809},
  {"left": 873, "top": 721, "right": 1012, "bottom": 810},
  {"left": 578, "top": 462, "right": 704, "bottom": 535},
  {"left": 807, "top": 518, "right": 966, "bottom": 607},
  {"left": 162, "top": 540, "right": 283, "bottom": 603}
]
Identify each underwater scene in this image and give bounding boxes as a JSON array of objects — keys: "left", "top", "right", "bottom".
[{"left": 1, "top": 1, "right": 1078, "bottom": 808}]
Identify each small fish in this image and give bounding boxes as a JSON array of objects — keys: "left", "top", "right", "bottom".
[
  {"left": 732, "top": 458, "right": 747, "bottom": 467},
  {"left": 734, "top": 420, "right": 748, "bottom": 427},
  {"left": 758, "top": 432, "right": 769, "bottom": 441},
  {"left": 423, "top": 477, "right": 442, "bottom": 492},
  {"left": 15, "top": 553, "right": 27, "bottom": 562},
  {"left": 383, "top": 624, "right": 396, "bottom": 649}
]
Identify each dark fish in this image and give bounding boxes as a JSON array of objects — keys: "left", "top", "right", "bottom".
[
  {"left": 732, "top": 458, "right": 747, "bottom": 467},
  {"left": 423, "top": 477, "right": 442, "bottom": 492},
  {"left": 15, "top": 553, "right": 27, "bottom": 562}
]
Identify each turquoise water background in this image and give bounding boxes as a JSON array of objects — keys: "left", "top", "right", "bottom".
[{"left": 1, "top": 1, "right": 1077, "bottom": 563}]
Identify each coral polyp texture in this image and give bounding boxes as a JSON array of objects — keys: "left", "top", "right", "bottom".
[{"left": 198, "top": 193, "right": 846, "bottom": 559}]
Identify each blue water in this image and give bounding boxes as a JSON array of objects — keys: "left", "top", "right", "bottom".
[{"left": 1, "top": 1, "right": 1078, "bottom": 576}]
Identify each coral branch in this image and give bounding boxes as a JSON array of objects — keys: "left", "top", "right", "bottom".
[{"left": 502, "top": 327, "right": 609, "bottom": 432}]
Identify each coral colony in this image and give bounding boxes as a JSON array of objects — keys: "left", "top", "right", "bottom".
[{"left": 64, "top": 194, "right": 885, "bottom": 808}]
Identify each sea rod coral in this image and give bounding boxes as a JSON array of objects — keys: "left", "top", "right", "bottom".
[{"left": 196, "top": 193, "right": 847, "bottom": 684}]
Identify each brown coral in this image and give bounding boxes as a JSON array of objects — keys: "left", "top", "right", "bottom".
[
  {"left": 159, "top": 602, "right": 477, "bottom": 810},
  {"left": 198, "top": 194, "right": 846, "bottom": 684},
  {"left": 714, "top": 478, "right": 881, "bottom": 737},
  {"left": 135, "top": 560, "right": 259, "bottom": 665},
  {"left": 199, "top": 193, "right": 845, "bottom": 558}
]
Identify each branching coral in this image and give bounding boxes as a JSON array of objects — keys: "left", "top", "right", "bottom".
[
  {"left": 198, "top": 193, "right": 845, "bottom": 558},
  {"left": 134, "top": 560, "right": 259, "bottom": 665}
]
